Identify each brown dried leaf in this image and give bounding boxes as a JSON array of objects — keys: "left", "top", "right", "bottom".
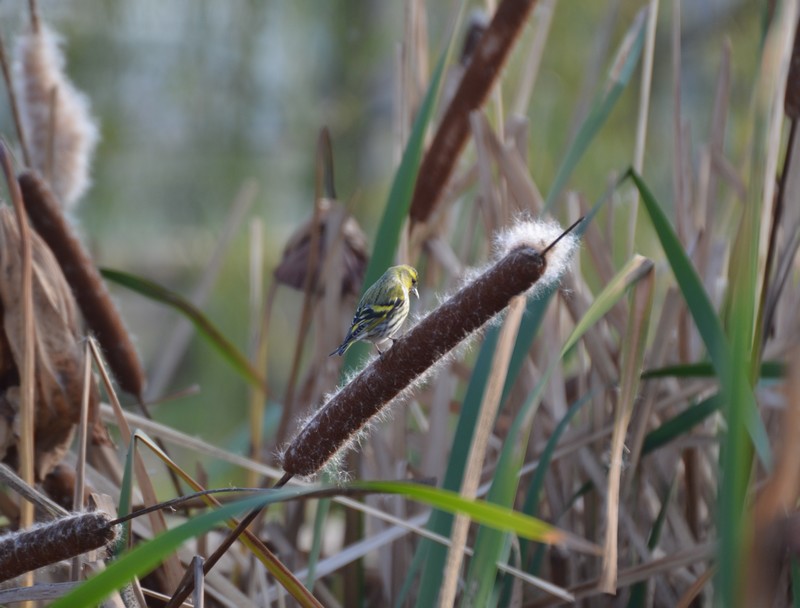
[
  {"left": 0, "top": 206, "right": 98, "bottom": 479},
  {"left": 273, "top": 199, "right": 368, "bottom": 298}
]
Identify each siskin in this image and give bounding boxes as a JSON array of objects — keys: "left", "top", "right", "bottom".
[{"left": 330, "top": 265, "right": 419, "bottom": 356}]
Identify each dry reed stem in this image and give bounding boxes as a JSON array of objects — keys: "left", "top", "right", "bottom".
[
  {"left": 438, "top": 295, "right": 525, "bottom": 608},
  {"left": 409, "top": 0, "right": 539, "bottom": 225},
  {"left": 193, "top": 556, "right": 205, "bottom": 608},
  {"left": 282, "top": 222, "right": 578, "bottom": 477},
  {"left": 18, "top": 170, "right": 146, "bottom": 399},
  {"left": 675, "top": 567, "right": 715, "bottom": 608},
  {"left": 69, "top": 340, "right": 92, "bottom": 581},
  {"left": 0, "top": 463, "right": 68, "bottom": 521},
  {"left": 247, "top": 218, "right": 267, "bottom": 487},
  {"left": 696, "top": 40, "right": 731, "bottom": 282},
  {"left": 481, "top": 115, "right": 544, "bottom": 214},
  {"left": 512, "top": 0, "right": 554, "bottom": 116},
  {"left": 88, "top": 337, "right": 184, "bottom": 593},
  {"left": 626, "top": 0, "right": 658, "bottom": 259},
  {"left": 599, "top": 261, "right": 653, "bottom": 594},
  {"left": 277, "top": 132, "right": 329, "bottom": 447},
  {"left": 671, "top": 0, "right": 686, "bottom": 244},
  {"left": 0, "top": 145, "right": 35, "bottom": 539},
  {"left": 745, "top": 348, "right": 800, "bottom": 605},
  {"left": 0, "top": 33, "right": 31, "bottom": 166},
  {"left": 0, "top": 511, "right": 115, "bottom": 583},
  {"left": 531, "top": 542, "right": 716, "bottom": 607}
]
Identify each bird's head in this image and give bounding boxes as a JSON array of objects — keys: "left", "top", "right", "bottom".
[{"left": 395, "top": 264, "right": 419, "bottom": 298}]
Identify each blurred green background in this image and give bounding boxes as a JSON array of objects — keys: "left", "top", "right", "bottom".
[{"left": 0, "top": 1, "right": 758, "bottom": 485}]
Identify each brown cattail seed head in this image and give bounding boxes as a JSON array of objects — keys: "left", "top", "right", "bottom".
[
  {"left": 18, "top": 171, "right": 146, "bottom": 399},
  {"left": 282, "top": 242, "right": 559, "bottom": 477},
  {"left": 0, "top": 511, "right": 116, "bottom": 582}
]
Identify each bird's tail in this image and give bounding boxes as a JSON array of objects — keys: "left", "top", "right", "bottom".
[{"left": 329, "top": 341, "right": 348, "bottom": 357}]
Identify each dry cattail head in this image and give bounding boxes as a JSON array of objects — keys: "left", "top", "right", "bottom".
[
  {"left": 0, "top": 510, "right": 117, "bottom": 583},
  {"left": 273, "top": 198, "right": 368, "bottom": 298},
  {"left": 18, "top": 171, "right": 146, "bottom": 400},
  {"left": 409, "top": 0, "right": 539, "bottom": 225},
  {"left": 0, "top": 206, "right": 99, "bottom": 480},
  {"left": 281, "top": 218, "right": 580, "bottom": 478},
  {"left": 14, "top": 23, "right": 99, "bottom": 209}
]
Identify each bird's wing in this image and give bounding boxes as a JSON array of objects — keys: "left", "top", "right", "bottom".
[{"left": 345, "top": 298, "right": 402, "bottom": 341}]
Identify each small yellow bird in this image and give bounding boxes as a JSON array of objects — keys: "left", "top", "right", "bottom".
[{"left": 330, "top": 265, "right": 419, "bottom": 356}]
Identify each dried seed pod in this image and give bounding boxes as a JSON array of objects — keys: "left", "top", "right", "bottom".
[
  {"left": 0, "top": 510, "right": 116, "bottom": 582},
  {"left": 274, "top": 199, "right": 368, "bottom": 298},
  {"left": 18, "top": 171, "right": 146, "bottom": 399},
  {"left": 14, "top": 24, "right": 99, "bottom": 209},
  {"left": 281, "top": 219, "right": 579, "bottom": 477},
  {"left": 0, "top": 206, "right": 99, "bottom": 479}
]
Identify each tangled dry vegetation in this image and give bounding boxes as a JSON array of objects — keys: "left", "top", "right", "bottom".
[{"left": 0, "top": 1, "right": 799, "bottom": 607}]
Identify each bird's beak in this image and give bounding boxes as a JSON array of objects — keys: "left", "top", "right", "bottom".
[{"left": 411, "top": 286, "right": 419, "bottom": 299}]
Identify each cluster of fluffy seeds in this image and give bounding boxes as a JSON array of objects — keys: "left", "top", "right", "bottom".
[
  {"left": 493, "top": 216, "right": 580, "bottom": 296},
  {"left": 15, "top": 25, "right": 99, "bottom": 209}
]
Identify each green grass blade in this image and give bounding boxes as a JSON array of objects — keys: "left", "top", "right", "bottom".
[
  {"left": 626, "top": 477, "right": 675, "bottom": 607},
  {"left": 641, "top": 360, "right": 784, "bottom": 380},
  {"left": 306, "top": 497, "right": 331, "bottom": 590},
  {"left": 641, "top": 393, "right": 723, "bottom": 456},
  {"left": 544, "top": 7, "right": 648, "bottom": 212},
  {"left": 114, "top": 432, "right": 136, "bottom": 555},
  {"left": 101, "top": 268, "right": 267, "bottom": 392},
  {"left": 351, "top": 481, "right": 598, "bottom": 555},
  {"left": 626, "top": 169, "right": 772, "bottom": 469},
  {"left": 561, "top": 255, "right": 653, "bottom": 360}
]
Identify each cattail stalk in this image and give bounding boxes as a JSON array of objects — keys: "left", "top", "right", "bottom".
[
  {"left": 0, "top": 511, "right": 116, "bottom": 583},
  {"left": 282, "top": 219, "right": 579, "bottom": 477}
]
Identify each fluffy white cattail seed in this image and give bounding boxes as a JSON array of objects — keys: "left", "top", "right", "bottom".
[{"left": 15, "top": 24, "right": 99, "bottom": 209}]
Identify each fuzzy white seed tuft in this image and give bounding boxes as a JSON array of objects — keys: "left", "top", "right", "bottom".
[
  {"left": 15, "top": 24, "right": 99, "bottom": 210},
  {"left": 494, "top": 217, "right": 579, "bottom": 296}
]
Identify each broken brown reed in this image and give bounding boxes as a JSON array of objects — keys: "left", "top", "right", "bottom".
[
  {"left": 0, "top": 32, "right": 31, "bottom": 167},
  {"left": 409, "top": 0, "right": 539, "bottom": 225},
  {"left": 18, "top": 170, "right": 146, "bottom": 399},
  {"left": 0, "top": 510, "right": 116, "bottom": 583},
  {"left": 785, "top": 16, "right": 800, "bottom": 120},
  {"left": 281, "top": 218, "right": 581, "bottom": 478}
]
